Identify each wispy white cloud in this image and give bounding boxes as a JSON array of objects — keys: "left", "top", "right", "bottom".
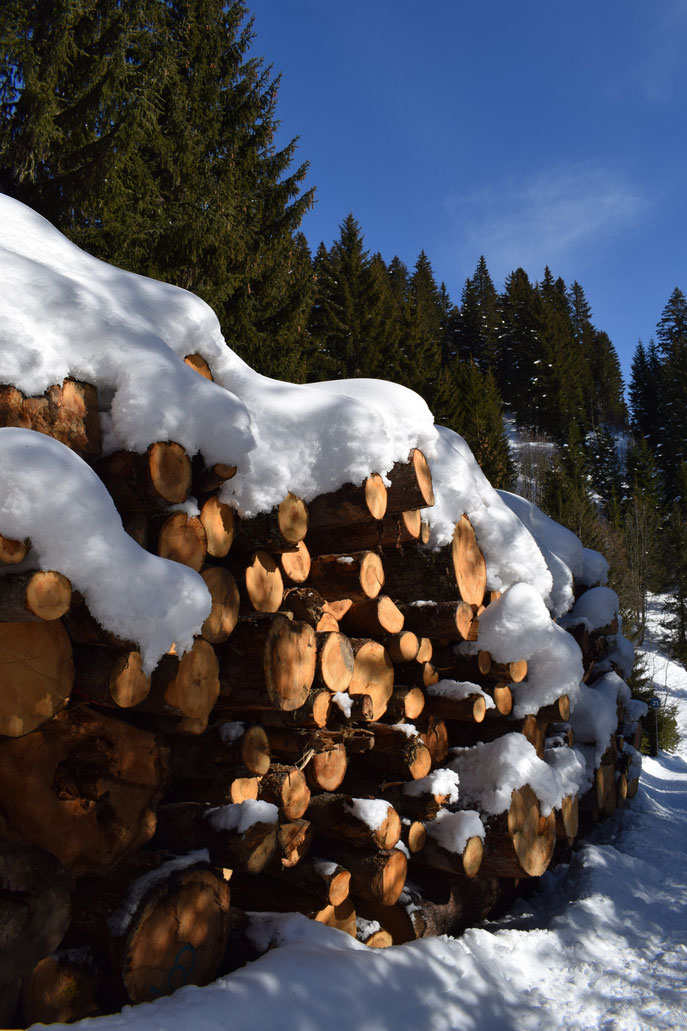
[
  {"left": 640, "top": 0, "right": 687, "bottom": 102},
  {"left": 447, "top": 162, "right": 648, "bottom": 281}
]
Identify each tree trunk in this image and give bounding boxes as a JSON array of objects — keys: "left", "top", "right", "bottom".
[
  {"left": 306, "top": 474, "right": 387, "bottom": 531},
  {"left": 305, "top": 792, "right": 401, "bottom": 851},
  {"left": 398, "top": 599, "right": 473, "bottom": 641},
  {"left": 480, "top": 786, "right": 556, "bottom": 878},
  {"left": 341, "top": 595, "right": 404, "bottom": 637},
  {"left": 234, "top": 494, "right": 308, "bottom": 552},
  {"left": 385, "top": 448, "right": 435, "bottom": 512},
  {"left": 72, "top": 645, "right": 151, "bottom": 709}
]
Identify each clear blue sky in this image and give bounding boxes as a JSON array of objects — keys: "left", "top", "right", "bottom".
[{"left": 248, "top": 0, "right": 687, "bottom": 384}]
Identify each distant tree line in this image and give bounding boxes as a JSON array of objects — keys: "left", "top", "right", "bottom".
[{"left": 2, "top": 0, "right": 687, "bottom": 704}]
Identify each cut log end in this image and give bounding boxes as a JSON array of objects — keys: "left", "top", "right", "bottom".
[
  {"left": 184, "top": 353, "right": 214, "bottom": 380},
  {"left": 200, "top": 496, "right": 235, "bottom": 558},
  {"left": 148, "top": 441, "right": 192, "bottom": 505},
  {"left": 277, "top": 494, "right": 309, "bottom": 543},
  {"left": 508, "top": 785, "right": 556, "bottom": 877},
  {"left": 452, "top": 515, "right": 487, "bottom": 606},
  {"left": 201, "top": 567, "right": 240, "bottom": 644},
  {"left": 245, "top": 551, "right": 284, "bottom": 613},
  {"left": 0, "top": 532, "right": 30, "bottom": 566},
  {"left": 364, "top": 473, "right": 388, "bottom": 521},
  {"left": 280, "top": 540, "right": 311, "bottom": 583}
]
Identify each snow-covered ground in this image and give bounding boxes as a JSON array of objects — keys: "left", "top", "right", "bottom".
[{"left": 40, "top": 610, "right": 687, "bottom": 1031}]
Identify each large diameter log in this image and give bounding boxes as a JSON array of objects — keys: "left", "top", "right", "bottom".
[
  {"left": 304, "top": 509, "right": 422, "bottom": 558},
  {"left": 200, "top": 567, "right": 240, "bottom": 644},
  {"left": 306, "top": 474, "right": 387, "bottom": 531},
  {"left": 234, "top": 494, "right": 309, "bottom": 552},
  {"left": 480, "top": 786, "right": 556, "bottom": 878},
  {"left": 152, "top": 802, "right": 279, "bottom": 874},
  {"left": 348, "top": 639, "right": 395, "bottom": 721},
  {"left": 0, "top": 707, "right": 169, "bottom": 876},
  {"left": 145, "top": 638, "right": 219, "bottom": 720},
  {"left": 385, "top": 449, "right": 435, "bottom": 511},
  {"left": 0, "top": 620, "right": 73, "bottom": 737},
  {"left": 399, "top": 599, "right": 472, "bottom": 642},
  {"left": 0, "top": 379, "right": 101, "bottom": 460},
  {"left": 95, "top": 441, "right": 192, "bottom": 511},
  {"left": 20, "top": 952, "right": 101, "bottom": 1027},
  {"left": 73, "top": 645, "right": 150, "bottom": 709},
  {"left": 0, "top": 569, "right": 72, "bottom": 621},
  {"left": 309, "top": 550, "right": 384, "bottom": 603},
  {"left": 199, "top": 496, "right": 235, "bottom": 558},
  {"left": 74, "top": 851, "right": 231, "bottom": 1006},
  {"left": 0, "top": 531, "right": 30, "bottom": 566},
  {"left": 0, "top": 843, "right": 72, "bottom": 983},
  {"left": 306, "top": 793, "right": 401, "bottom": 851},
  {"left": 243, "top": 550, "right": 284, "bottom": 612},
  {"left": 341, "top": 595, "right": 404, "bottom": 637}
]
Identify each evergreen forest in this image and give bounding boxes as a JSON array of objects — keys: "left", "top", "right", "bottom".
[{"left": 1, "top": 0, "right": 685, "bottom": 745}]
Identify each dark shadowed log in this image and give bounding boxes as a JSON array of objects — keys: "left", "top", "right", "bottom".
[
  {"left": 306, "top": 792, "right": 401, "bottom": 850},
  {"left": 556, "top": 794, "right": 579, "bottom": 845},
  {"left": 199, "top": 496, "right": 235, "bottom": 558},
  {"left": 537, "top": 695, "right": 571, "bottom": 723},
  {"left": 400, "top": 818, "right": 427, "bottom": 854},
  {"left": 309, "top": 551, "right": 385, "bottom": 604},
  {"left": 446, "top": 714, "right": 546, "bottom": 758},
  {"left": 423, "top": 689, "right": 487, "bottom": 723},
  {"left": 0, "top": 619, "right": 74, "bottom": 737},
  {"left": 351, "top": 723, "right": 432, "bottom": 781},
  {"left": 72, "top": 850, "right": 231, "bottom": 1006},
  {"left": 0, "top": 569, "right": 72, "bottom": 622},
  {"left": 393, "top": 660, "right": 439, "bottom": 688},
  {"left": 95, "top": 441, "right": 192, "bottom": 512},
  {"left": 270, "top": 857, "right": 351, "bottom": 906},
  {"left": 73, "top": 645, "right": 150, "bottom": 709},
  {"left": 194, "top": 461, "right": 238, "bottom": 495},
  {"left": 170, "top": 721, "right": 271, "bottom": 782},
  {"left": 398, "top": 600, "right": 473, "bottom": 641},
  {"left": 152, "top": 802, "right": 279, "bottom": 873},
  {"left": 341, "top": 595, "right": 404, "bottom": 637},
  {"left": 229, "top": 871, "right": 357, "bottom": 937},
  {"left": 234, "top": 494, "right": 308, "bottom": 553},
  {"left": 413, "top": 829, "right": 484, "bottom": 879},
  {"left": 306, "top": 474, "right": 388, "bottom": 530},
  {"left": 0, "top": 842, "right": 72, "bottom": 983},
  {"left": 0, "top": 707, "right": 168, "bottom": 876},
  {"left": 200, "top": 567, "right": 240, "bottom": 643},
  {"left": 264, "top": 727, "right": 349, "bottom": 792},
  {"left": 304, "top": 509, "right": 422, "bottom": 557},
  {"left": 0, "top": 379, "right": 101, "bottom": 460},
  {"left": 20, "top": 952, "right": 101, "bottom": 1027}
]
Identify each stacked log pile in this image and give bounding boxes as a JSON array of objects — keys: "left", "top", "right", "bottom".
[{"left": 0, "top": 373, "right": 642, "bottom": 1026}]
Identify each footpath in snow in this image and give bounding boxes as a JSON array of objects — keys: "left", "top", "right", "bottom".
[{"left": 47, "top": 604, "right": 687, "bottom": 1031}]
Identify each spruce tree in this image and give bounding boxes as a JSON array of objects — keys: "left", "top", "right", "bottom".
[
  {"left": 497, "top": 267, "right": 543, "bottom": 425},
  {"left": 0, "top": 0, "right": 314, "bottom": 379},
  {"left": 654, "top": 288, "right": 687, "bottom": 499},
  {"left": 443, "top": 361, "right": 514, "bottom": 489},
  {"left": 398, "top": 251, "right": 444, "bottom": 406}
]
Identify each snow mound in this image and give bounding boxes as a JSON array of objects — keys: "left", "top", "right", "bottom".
[
  {"left": 424, "top": 809, "right": 484, "bottom": 852},
  {"left": 560, "top": 586, "right": 620, "bottom": 632},
  {"left": 0, "top": 428, "right": 210, "bottom": 670}
]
